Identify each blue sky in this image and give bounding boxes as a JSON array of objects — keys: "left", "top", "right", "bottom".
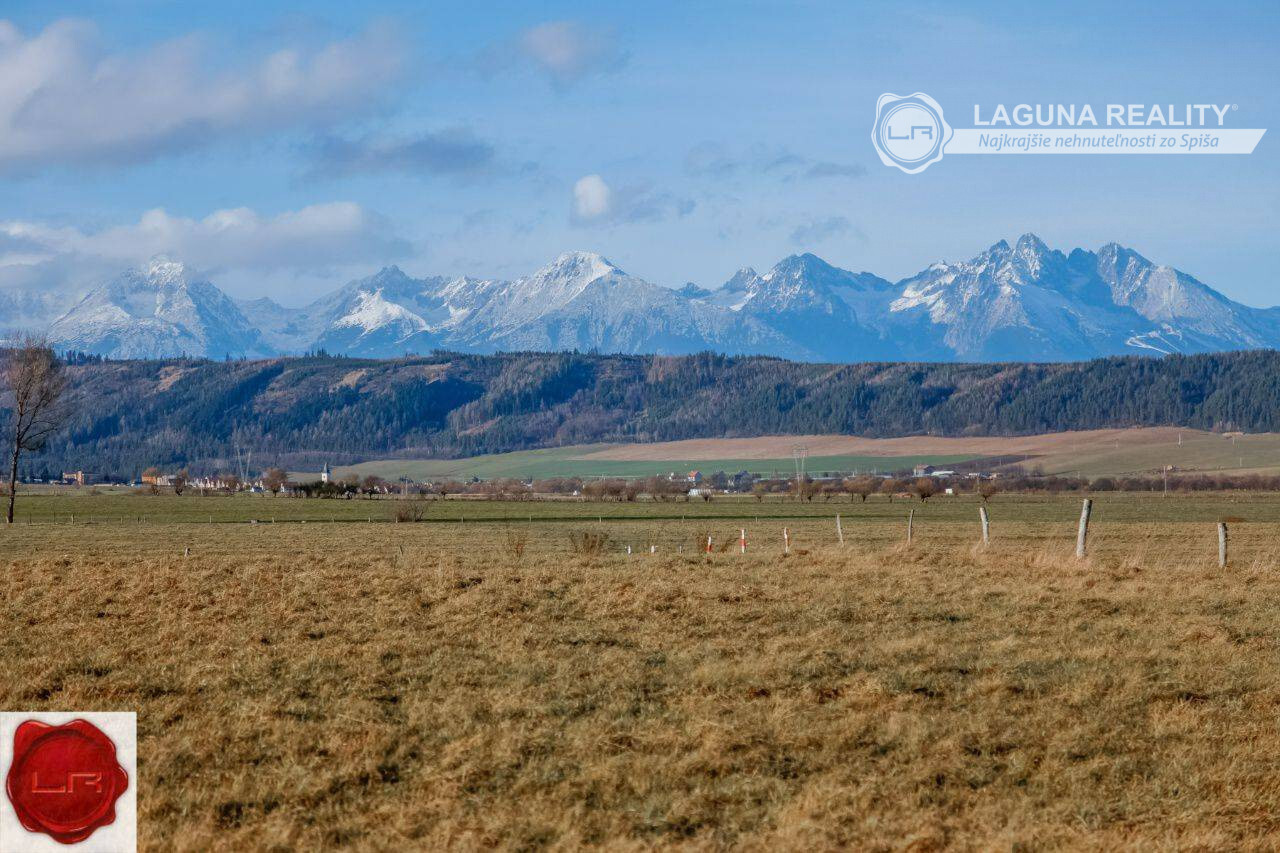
[{"left": 0, "top": 0, "right": 1277, "bottom": 306}]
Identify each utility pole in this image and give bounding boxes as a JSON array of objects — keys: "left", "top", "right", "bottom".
[{"left": 792, "top": 444, "right": 808, "bottom": 498}]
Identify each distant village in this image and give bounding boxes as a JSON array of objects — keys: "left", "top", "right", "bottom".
[
  {"left": 25, "top": 461, "right": 1012, "bottom": 502},
  {"left": 29, "top": 453, "right": 1280, "bottom": 500}
]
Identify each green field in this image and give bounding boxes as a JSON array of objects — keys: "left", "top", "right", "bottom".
[
  {"left": 5, "top": 488, "right": 1275, "bottom": 529},
  {"left": 303, "top": 447, "right": 978, "bottom": 482}
]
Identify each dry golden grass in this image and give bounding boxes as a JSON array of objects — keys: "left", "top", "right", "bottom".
[{"left": 3, "top": 517, "right": 1280, "bottom": 850}]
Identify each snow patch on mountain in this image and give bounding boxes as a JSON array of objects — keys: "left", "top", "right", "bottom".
[
  {"left": 333, "top": 289, "right": 429, "bottom": 334},
  {"left": 26, "top": 237, "right": 1280, "bottom": 362}
]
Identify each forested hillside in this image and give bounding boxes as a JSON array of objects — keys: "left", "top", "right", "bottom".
[{"left": 8, "top": 349, "right": 1280, "bottom": 479}]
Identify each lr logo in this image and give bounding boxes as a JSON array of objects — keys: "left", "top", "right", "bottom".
[
  {"left": 3, "top": 717, "right": 131, "bottom": 846},
  {"left": 872, "top": 92, "right": 953, "bottom": 174},
  {"left": 31, "top": 772, "right": 105, "bottom": 795}
]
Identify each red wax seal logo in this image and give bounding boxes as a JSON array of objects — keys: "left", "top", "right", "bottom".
[{"left": 5, "top": 719, "right": 129, "bottom": 844}]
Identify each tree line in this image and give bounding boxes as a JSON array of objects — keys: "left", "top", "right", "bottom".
[{"left": 4, "top": 348, "right": 1280, "bottom": 477}]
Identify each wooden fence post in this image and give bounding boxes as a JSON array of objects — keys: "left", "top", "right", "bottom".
[
  {"left": 836, "top": 514, "right": 844, "bottom": 545},
  {"left": 1076, "top": 499, "right": 1092, "bottom": 558},
  {"left": 907, "top": 509, "right": 914, "bottom": 544},
  {"left": 1218, "top": 522, "right": 1228, "bottom": 568},
  {"left": 783, "top": 527, "right": 790, "bottom": 554},
  {"left": 979, "top": 506, "right": 990, "bottom": 546}
]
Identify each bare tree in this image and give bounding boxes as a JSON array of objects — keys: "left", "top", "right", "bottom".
[
  {"left": 172, "top": 469, "right": 188, "bottom": 496},
  {"left": 880, "top": 478, "right": 902, "bottom": 503},
  {"left": 262, "top": 467, "right": 288, "bottom": 494},
  {"left": 846, "top": 475, "right": 877, "bottom": 503},
  {"left": 3, "top": 336, "right": 70, "bottom": 524},
  {"left": 913, "top": 477, "right": 938, "bottom": 502}
]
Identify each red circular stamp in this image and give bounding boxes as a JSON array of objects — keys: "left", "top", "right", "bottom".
[{"left": 5, "top": 719, "right": 130, "bottom": 845}]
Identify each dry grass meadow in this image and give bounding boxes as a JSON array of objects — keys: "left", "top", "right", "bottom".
[
  {"left": 334, "top": 427, "right": 1280, "bottom": 481},
  {"left": 3, "top": 496, "right": 1280, "bottom": 849}
]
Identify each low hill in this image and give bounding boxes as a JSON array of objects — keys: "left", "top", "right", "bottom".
[
  {"left": 9, "top": 348, "right": 1280, "bottom": 479},
  {"left": 315, "top": 428, "right": 1280, "bottom": 481}
]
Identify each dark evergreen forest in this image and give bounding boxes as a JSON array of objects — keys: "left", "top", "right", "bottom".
[{"left": 6, "top": 349, "right": 1277, "bottom": 479}]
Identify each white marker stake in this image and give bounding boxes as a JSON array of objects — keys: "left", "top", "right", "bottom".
[
  {"left": 979, "top": 506, "right": 990, "bottom": 546},
  {"left": 650, "top": 544, "right": 656, "bottom": 555},
  {"left": 740, "top": 528, "right": 746, "bottom": 554},
  {"left": 1218, "top": 522, "right": 1228, "bottom": 568},
  {"left": 836, "top": 514, "right": 844, "bottom": 545},
  {"left": 783, "top": 527, "right": 790, "bottom": 554},
  {"left": 706, "top": 535, "right": 713, "bottom": 554},
  {"left": 1076, "top": 498, "right": 1092, "bottom": 558},
  {"left": 907, "top": 509, "right": 914, "bottom": 544}
]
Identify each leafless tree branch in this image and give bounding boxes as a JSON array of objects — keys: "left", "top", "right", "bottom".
[{"left": 3, "top": 334, "right": 71, "bottom": 523}]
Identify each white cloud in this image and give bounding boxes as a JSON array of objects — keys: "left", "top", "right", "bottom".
[
  {"left": 0, "top": 18, "right": 406, "bottom": 171},
  {"left": 571, "top": 174, "right": 695, "bottom": 226},
  {"left": 0, "top": 202, "right": 410, "bottom": 298},
  {"left": 519, "top": 21, "right": 626, "bottom": 86},
  {"left": 572, "top": 174, "right": 614, "bottom": 221}
]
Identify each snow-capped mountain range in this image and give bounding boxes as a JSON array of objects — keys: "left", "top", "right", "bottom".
[{"left": 8, "top": 235, "right": 1280, "bottom": 362}]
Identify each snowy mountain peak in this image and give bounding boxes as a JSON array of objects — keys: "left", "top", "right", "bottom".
[
  {"left": 541, "top": 251, "right": 622, "bottom": 282},
  {"left": 366, "top": 265, "right": 412, "bottom": 285},
  {"left": 1097, "top": 241, "right": 1131, "bottom": 256},
  {"left": 27, "top": 237, "right": 1280, "bottom": 363},
  {"left": 46, "top": 261, "right": 266, "bottom": 359},
  {"left": 144, "top": 257, "right": 189, "bottom": 286},
  {"left": 1015, "top": 233, "right": 1048, "bottom": 252},
  {"left": 334, "top": 289, "right": 428, "bottom": 334},
  {"left": 1009, "top": 233, "right": 1058, "bottom": 279},
  {"left": 721, "top": 267, "right": 758, "bottom": 292},
  {"left": 770, "top": 253, "right": 824, "bottom": 276}
]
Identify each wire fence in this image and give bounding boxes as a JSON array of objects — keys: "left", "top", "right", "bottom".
[{"left": 5, "top": 500, "right": 1274, "bottom": 570}]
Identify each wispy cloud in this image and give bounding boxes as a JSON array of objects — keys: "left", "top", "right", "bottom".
[
  {"left": 686, "top": 143, "right": 866, "bottom": 183},
  {"left": 684, "top": 143, "right": 740, "bottom": 179},
  {"left": 0, "top": 203, "right": 410, "bottom": 291},
  {"left": 790, "top": 215, "right": 853, "bottom": 246},
  {"left": 306, "top": 128, "right": 497, "bottom": 179},
  {"left": 0, "top": 18, "right": 406, "bottom": 172},
  {"left": 803, "top": 161, "right": 867, "bottom": 180}
]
